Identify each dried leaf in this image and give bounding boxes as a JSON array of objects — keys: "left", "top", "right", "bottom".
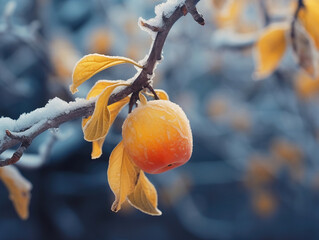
[
  {"left": 0, "top": 166, "right": 32, "bottom": 220},
  {"left": 254, "top": 24, "right": 288, "bottom": 79},
  {"left": 292, "top": 20, "right": 318, "bottom": 78},
  {"left": 298, "top": 0, "right": 319, "bottom": 49},
  {"left": 128, "top": 171, "right": 162, "bottom": 216},
  {"left": 70, "top": 54, "right": 142, "bottom": 93},
  {"left": 107, "top": 141, "right": 140, "bottom": 212},
  {"left": 82, "top": 82, "right": 127, "bottom": 141}
]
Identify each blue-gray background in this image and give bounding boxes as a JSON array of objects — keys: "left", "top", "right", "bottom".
[{"left": 1, "top": 0, "right": 319, "bottom": 239}]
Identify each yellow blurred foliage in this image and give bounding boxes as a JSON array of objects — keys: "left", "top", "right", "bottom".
[
  {"left": 207, "top": 97, "right": 252, "bottom": 133},
  {"left": 270, "top": 139, "right": 303, "bottom": 166},
  {"left": 270, "top": 139, "right": 304, "bottom": 181},
  {"left": 252, "top": 190, "right": 277, "bottom": 218},
  {"left": 295, "top": 71, "right": 319, "bottom": 99},
  {"left": 50, "top": 37, "right": 80, "bottom": 83},
  {"left": 87, "top": 28, "right": 113, "bottom": 54},
  {"left": 213, "top": 0, "right": 243, "bottom": 28},
  {"left": 207, "top": 96, "right": 229, "bottom": 118},
  {"left": 0, "top": 166, "right": 32, "bottom": 220},
  {"left": 160, "top": 174, "right": 192, "bottom": 206},
  {"left": 211, "top": 0, "right": 227, "bottom": 10},
  {"left": 230, "top": 110, "right": 252, "bottom": 132},
  {"left": 254, "top": 24, "right": 288, "bottom": 79},
  {"left": 245, "top": 154, "right": 275, "bottom": 189},
  {"left": 298, "top": 0, "right": 319, "bottom": 49}
]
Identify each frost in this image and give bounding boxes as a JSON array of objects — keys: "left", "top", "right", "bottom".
[
  {"left": 139, "top": 0, "right": 186, "bottom": 39},
  {"left": 155, "top": 0, "right": 186, "bottom": 17},
  {"left": 138, "top": 47, "right": 152, "bottom": 66},
  {"left": 212, "top": 29, "right": 259, "bottom": 49},
  {"left": 0, "top": 97, "right": 94, "bottom": 150}
]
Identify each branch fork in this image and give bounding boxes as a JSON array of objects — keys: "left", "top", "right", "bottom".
[{"left": 0, "top": 130, "right": 32, "bottom": 167}]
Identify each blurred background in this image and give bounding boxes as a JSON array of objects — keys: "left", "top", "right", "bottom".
[{"left": 1, "top": 0, "right": 319, "bottom": 239}]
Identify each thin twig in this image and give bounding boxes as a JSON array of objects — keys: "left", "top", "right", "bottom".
[
  {"left": 185, "top": 0, "right": 204, "bottom": 25},
  {"left": 146, "top": 84, "right": 159, "bottom": 100}
]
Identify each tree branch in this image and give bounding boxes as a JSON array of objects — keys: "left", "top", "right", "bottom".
[
  {"left": 0, "top": 0, "right": 203, "bottom": 167},
  {"left": 291, "top": 0, "right": 305, "bottom": 52}
]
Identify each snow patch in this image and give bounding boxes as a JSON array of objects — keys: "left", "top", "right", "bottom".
[
  {"left": 139, "top": 0, "right": 186, "bottom": 39},
  {"left": 0, "top": 97, "right": 94, "bottom": 147}
]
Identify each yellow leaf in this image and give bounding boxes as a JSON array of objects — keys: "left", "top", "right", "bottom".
[
  {"left": 145, "top": 89, "right": 169, "bottom": 100},
  {"left": 128, "top": 171, "right": 162, "bottom": 216},
  {"left": 83, "top": 81, "right": 130, "bottom": 158},
  {"left": 254, "top": 24, "right": 288, "bottom": 79},
  {"left": 107, "top": 141, "right": 140, "bottom": 212},
  {"left": 298, "top": 0, "right": 319, "bottom": 49},
  {"left": 82, "top": 82, "right": 127, "bottom": 141},
  {"left": 70, "top": 54, "right": 142, "bottom": 94},
  {"left": 87, "top": 97, "right": 130, "bottom": 159},
  {"left": 139, "top": 92, "right": 147, "bottom": 105},
  {"left": 91, "top": 138, "right": 105, "bottom": 159},
  {"left": 155, "top": 89, "right": 169, "bottom": 100},
  {"left": 86, "top": 80, "right": 122, "bottom": 100},
  {"left": 0, "top": 166, "right": 32, "bottom": 220}
]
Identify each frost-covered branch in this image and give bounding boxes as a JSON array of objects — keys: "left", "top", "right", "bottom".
[{"left": 0, "top": 0, "right": 203, "bottom": 167}]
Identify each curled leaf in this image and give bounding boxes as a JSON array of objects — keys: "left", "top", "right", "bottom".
[
  {"left": 70, "top": 54, "right": 142, "bottom": 94},
  {"left": 107, "top": 141, "right": 140, "bottom": 212},
  {"left": 145, "top": 89, "right": 169, "bottom": 100},
  {"left": 86, "top": 80, "right": 123, "bottom": 100},
  {"left": 128, "top": 171, "right": 162, "bottom": 216},
  {"left": 0, "top": 166, "right": 32, "bottom": 220},
  {"left": 155, "top": 89, "right": 169, "bottom": 100},
  {"left": 139, "top": 92, "right": 147, "bottom": 105},
  {"left": 298, "top": 0, "right": 319, "bottom": 49},
  {"left": 292, "top": 20, "right": 318, "bottom": 78},
  {"left": 254, "top": 24, "right": 289, "bottom": 80},
  {"left": 91, "top": 138, "right": 105, "bottom": 159},
  {"left": 82, "top": 81, "right": 130, "bottom": 158},
  {"left": 88, "top": 97, "right": 130, "bottom": 159},
  {"left": 83, "top": 82, "right": 127, "bottom": 141}
]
